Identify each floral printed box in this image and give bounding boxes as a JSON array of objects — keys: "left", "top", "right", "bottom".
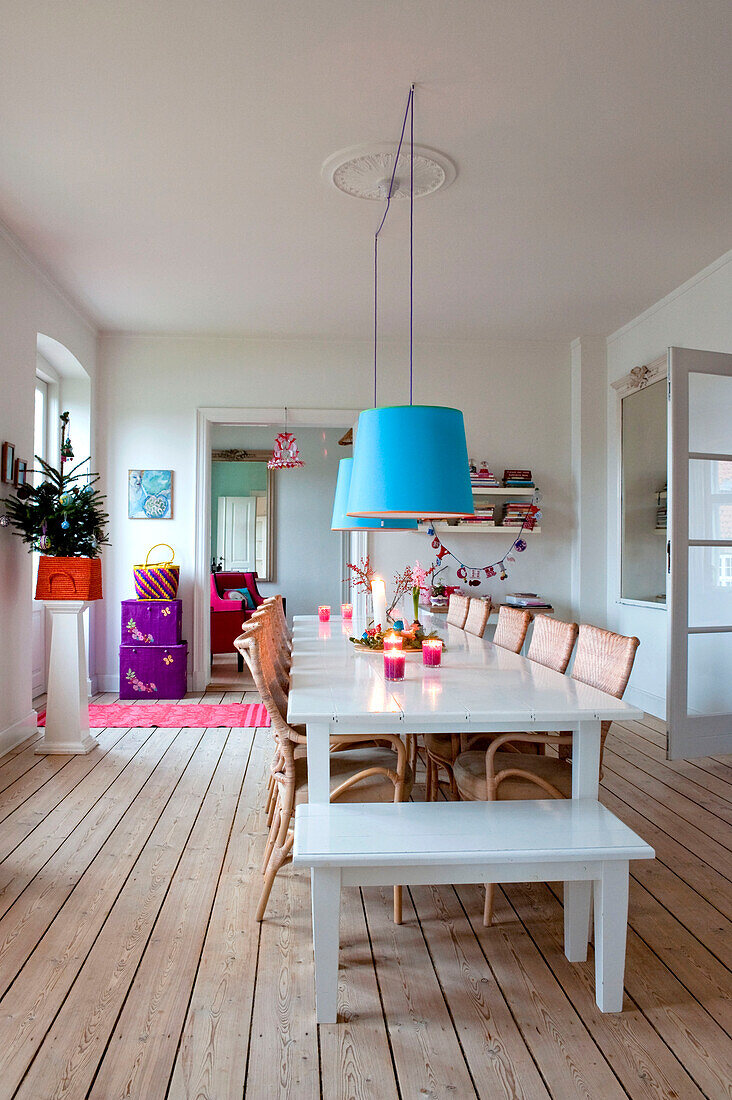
[
  {"left": 121, "top": 599, "right": 182, "bottom": 646},
  {"left": 119, "top": 642, "right": 188, "bottom": 699}
]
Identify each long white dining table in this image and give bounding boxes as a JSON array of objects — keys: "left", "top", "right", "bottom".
[
  {"left": 288, "top": 614, "right": 642, "bottom": 806},
  {"left": 287, "top": 614, "right": 643, "bottom": 987}
]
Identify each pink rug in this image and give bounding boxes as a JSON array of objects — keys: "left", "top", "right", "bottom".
[{"left": 36, "top": 703, "right": 270, "bottom": 728}]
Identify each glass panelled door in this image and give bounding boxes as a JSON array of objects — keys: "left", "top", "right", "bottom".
[{"left": 668, "top": 348, "right": 732, "bottom": 759}]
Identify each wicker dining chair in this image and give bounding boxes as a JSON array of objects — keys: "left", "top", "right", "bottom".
[
  {"left": 424, "top": 611, "right": 577, "bottom": 797},
  {"left": 464, "top": 597, "right": 492, "bottom": 638},
  {"left": 526, "top": 613, "right": 578, "bottom": 673},
  {"left": 446, "top": 593, "right": 470, "bottom": 628},
  {"left": 236, "top": 622, "right": 413, "bottom": 923},
  {"left": 492, "top": 605, "right": 532, "bottom": 653},
  {"left": 452, "top": 623, "right": 640, "bottom": 924}
]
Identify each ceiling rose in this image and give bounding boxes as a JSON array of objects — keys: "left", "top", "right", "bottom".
[{"left": 322, "top": 142, "right": 456, "bottom": 200}]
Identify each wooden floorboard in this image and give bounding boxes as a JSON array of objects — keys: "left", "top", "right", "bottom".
[{"left": 0, "top": 714, "right": 729, "bottom": 1099}]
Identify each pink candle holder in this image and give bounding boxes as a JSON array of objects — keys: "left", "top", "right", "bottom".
[
  {"left": 382, "top": 630, "right": 403, "bottom": 653},
  {"left": 384, "top": 649, "right": 406, "bottom": 682},
  {"left": 318, "top": 605, "right": 331, "bottom": 623},
  {"left": 341, "top": 603, "right": 353, "bottom": 620},
  {"left": 422, "top": 638, "right": 443, "bottom": 667}
]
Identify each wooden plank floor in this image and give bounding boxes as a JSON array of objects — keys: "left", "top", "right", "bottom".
[{"left": 0, "top": 700, "right": 729, "bottom": 1099}]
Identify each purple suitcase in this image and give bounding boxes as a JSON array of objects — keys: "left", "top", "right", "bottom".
[
  {"left": 119, "top": 642, "right": 188, "bottom": 699},
  {"left": 121, "top": 599, "right": 182, "bottom": 646}
]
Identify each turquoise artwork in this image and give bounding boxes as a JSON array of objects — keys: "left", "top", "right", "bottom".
[{"left": 128, "top": 469, "right": 173, "bottom": 519}]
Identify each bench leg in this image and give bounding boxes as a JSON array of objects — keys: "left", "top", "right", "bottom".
[
  {"left": 593, "top": 860, "right": 629, "bottom": 1012},
  {"left": 312, "top": 867, "right": 341, "bottom": 1024},
  {"left": 564, "top": 880, "right": 592, "bottom": 961}
]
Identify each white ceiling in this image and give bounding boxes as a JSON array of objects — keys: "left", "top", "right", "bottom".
[{"left": 0, "top": 0, "right": 730, "bottom": 340}]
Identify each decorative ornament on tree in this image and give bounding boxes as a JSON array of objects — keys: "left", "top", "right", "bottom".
[
  {"left": 60, "top": 412, "right": 74, "bottom": 462},
  {"left": 59, "top": 491, "right": 74, "bottom": 507},
  {"left": 0, "top": 514, "right": 9, "bottom": 528}
]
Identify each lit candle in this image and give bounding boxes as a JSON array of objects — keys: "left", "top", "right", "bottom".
[
  {"left": 382, "top": 630, "right": 403, "bottom": 653},
  {"left": 371, "top": 576, "right": 387, "bottom": 633},
  {"left": 422, "top": 638, "right": 443, "bottom": 667},
  {"left": 384, "top": 649, "right": 406, "bottom": 681},
  {"left": 341, "top": 603, "right": 353, "bottom": 620},
  {"left": 318, "top": 605, "right": 331, "bottom": 622}
]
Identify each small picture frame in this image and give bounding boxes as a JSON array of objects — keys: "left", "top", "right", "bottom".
[
  {"left": 1, "top": 442, "right": 15, "bottom": 484},
  {"left": 13, "top": 458, "right": 28, "bottom": 487}
]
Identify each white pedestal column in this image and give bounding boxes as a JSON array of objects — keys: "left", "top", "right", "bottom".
[{"left": 36, "top": 600, "right": 98, "bottom": 755}]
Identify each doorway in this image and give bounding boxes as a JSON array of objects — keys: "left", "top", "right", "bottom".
[{"left": 194, "top": 407, "right": 359, "bottom": 692}]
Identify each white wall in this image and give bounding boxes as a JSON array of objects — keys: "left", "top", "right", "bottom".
[
  {"left": 0, "top": 226, "right": 96, "bottom": 750},
  {"left": 96, "top": 334, "right": 571, "bottom": 686},
  {"left": 606, "top": 250, "right": 732, "bottom": 717}
]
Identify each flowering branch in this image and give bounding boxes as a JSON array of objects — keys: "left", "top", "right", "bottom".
[{"left": 345, "top": 556, "right": 375, "bottom": 594}]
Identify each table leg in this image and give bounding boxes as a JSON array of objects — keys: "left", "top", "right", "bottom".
[
  {"left": 306, "top": 721, "right": 331, "bottom": 805},
  {"left": 593, "top": 860, "right": 629, "bottom": 1012},
  {"left": 564, "top": 719, "right": 602, "bottom": 959},
  {"left": 312, "top": 867, "right": 341, "bottom": 1024}
]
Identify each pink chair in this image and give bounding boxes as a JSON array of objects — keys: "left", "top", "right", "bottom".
[{"left": 210, "top": 571, "right": 265, "bottom": 670}]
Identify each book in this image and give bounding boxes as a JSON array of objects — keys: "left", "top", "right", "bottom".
[
  {"left": 506, "top": 592, "right": 552, "bottom": 608},
  {"left": 503, "top": 469, "right": 532, "bottom": 482}
]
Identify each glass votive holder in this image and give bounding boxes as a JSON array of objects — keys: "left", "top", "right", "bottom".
[
  {"left": 341, "top": 603, "right": 353, "bottom": 620},
  {"left": 422, "top": 638, "right": 443, "bottom": 667},
  {"left": 382, "top": 630, "right": 403, "bottom": 653},
  {"left": 384, "top": 649, "right": 406, "bottom": 682},
  {"left": 318, "top": 605, "right": 331, "bottom": 623}
]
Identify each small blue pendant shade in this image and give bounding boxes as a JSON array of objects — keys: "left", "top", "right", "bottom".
[
  {"left": 347, "top": 406, "right": 474, "bottom": 519},
  {"left": 331, "top": 458, "right": 418, "bottom": 530}
]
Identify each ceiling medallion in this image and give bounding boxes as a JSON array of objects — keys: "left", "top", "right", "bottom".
[{"left": 322, "top": 142, "right": 456, "bottom": 200}]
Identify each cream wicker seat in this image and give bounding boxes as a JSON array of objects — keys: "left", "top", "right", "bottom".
[
  {"left": 464, "top": 596, "right": 491, "bottom": 638},
  {"left": 422, "top": 611, "right": 576, "bottom": 792},
  {"left": 446, "top": 593, "right": 470, "bottom": 628},
  {"left": 453, "top": 623, "right": 640, "bottom": 924},
  {"left": 236, "top": 622, "right": 413, "bottom": 923}
]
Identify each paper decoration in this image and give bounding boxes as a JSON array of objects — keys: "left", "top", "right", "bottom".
[{"left": 426, "top": 501, "right": 539, "bottom": 587}]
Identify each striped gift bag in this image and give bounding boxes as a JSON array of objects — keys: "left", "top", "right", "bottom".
[{"left": 133, "top": 543, "right": 180, "bottom": 600}]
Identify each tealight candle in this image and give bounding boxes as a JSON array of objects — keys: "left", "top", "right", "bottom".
[
  {"left": 318, "top": 605, "right": 331, "bottom": 623},
  {"left": 382, "top": 630, "right": 403, "bottom": 653},
  {"left": 341, "top": 603, "right": 353, "bottom": 620},
  {"left": 384, "top": 649, "right": 406, "bottom": 682},
  {"left": 422, "top": 638, "right": 443, "bottom": 667}
]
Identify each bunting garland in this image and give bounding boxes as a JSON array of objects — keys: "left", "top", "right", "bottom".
[{"left": 425, "top": 500, "right": 541, "bottom": 587}]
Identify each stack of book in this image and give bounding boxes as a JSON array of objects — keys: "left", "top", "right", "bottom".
[
  {"left": 656, "top": 487, "right": 667, "bottom": 530},
  {"left": 469, "top": 460, "right": 501, "bottom": 487},
  {"left": 502, "top": 500, "right": 534, "bottom": 527},
  {"left": 506, "top": 592, "right": 553, "bottom": 609},
  {"left": 503, "top": 468, "right": 535, "bottom": 488},
  {"left": 463, "top": 504, "right": 495, "bottom": 525}
]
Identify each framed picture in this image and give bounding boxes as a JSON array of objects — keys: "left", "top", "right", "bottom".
[
  {"left": 128, "top": 469, "right": 173, "bottom": 519},
  {"left": 13, "top": 458, "right": 27, "bottom": 487},
  {"left": 1, "top": 442, "right": 15, "bottom": 484}
]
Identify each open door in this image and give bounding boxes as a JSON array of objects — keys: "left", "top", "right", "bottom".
[{"left": 667, "top": 347, "right": 732, "bottom": 759}]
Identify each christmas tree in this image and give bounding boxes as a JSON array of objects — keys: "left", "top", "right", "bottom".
[{"left": 4, "top": 415, "right": 109, "bottom": 558}]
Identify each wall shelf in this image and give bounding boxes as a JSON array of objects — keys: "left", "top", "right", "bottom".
[
  {"left": 471, "top": 486, "right": 537, "bottom": 495},
  {"left": 417, "top": 523, "right": 541, "bottom": 534}
]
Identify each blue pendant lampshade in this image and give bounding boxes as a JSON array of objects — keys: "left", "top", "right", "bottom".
[
  {"left": 347, "top": 405, "right": 474, "bottom": 519},
  {"left": 331, "top": 458, "right": 418, "bottom": 530}
]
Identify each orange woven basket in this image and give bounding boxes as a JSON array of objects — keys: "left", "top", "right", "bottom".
[{"left": 35, "top": 556, "right": 103, "bottom": 601}]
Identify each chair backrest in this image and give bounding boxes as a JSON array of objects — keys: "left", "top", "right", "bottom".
[
  {"left": 464, "top": 597, "right": 491, "bottom": 638},
  {"left": 446, "top": 594, "right": 470, "bottom": 628},
  {"left": 527, "top": 614, "right": 578, "bottom": 673},
  {"left": 571, "top": 624, "right": 640, "bottom": 699},
  {"left": 236, "top": 621, "right": 292, "bottom": 737},
  {"left": 212, "top": 571, "right": 264, "bottom": 606},
  {"left": 492, "top": 606, "right": 531, "bottom": 653}
]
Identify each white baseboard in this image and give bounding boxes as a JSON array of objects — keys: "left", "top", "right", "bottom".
[
  {"left": 0, "top": 710, "right": 39, "bottom": 755},
  {"left": 625, "top": 685, "right": 666, "bottom": 722}
]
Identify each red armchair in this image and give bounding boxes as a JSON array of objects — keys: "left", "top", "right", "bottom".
[{"left": 211, "top": 571, "right": 265, "bottom": 670}]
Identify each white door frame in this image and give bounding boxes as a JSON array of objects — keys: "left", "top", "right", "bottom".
[
  {"left": 194, "top": 406, "right": 359, "bottom": 691},
  {"left": 667, "top": 347, "right": 732, "bottom": 759}
]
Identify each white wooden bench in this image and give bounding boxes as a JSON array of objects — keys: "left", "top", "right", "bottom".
[{"left": 293, "top": 798, "right": 654, "bottom": 1023}]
